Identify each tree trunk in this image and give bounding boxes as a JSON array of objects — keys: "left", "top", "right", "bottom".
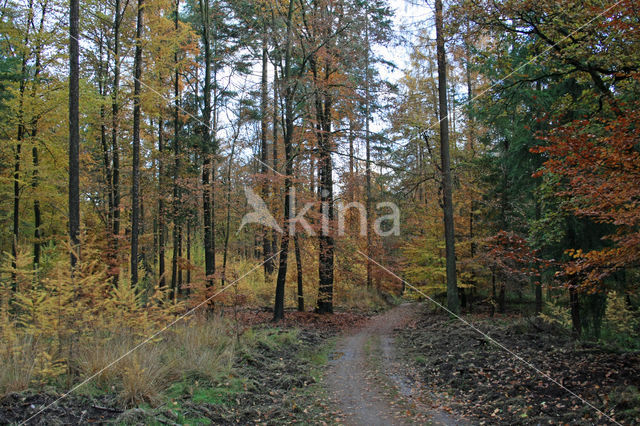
[
  {"left": 178, "top": 224, "right": 183, "bottom": 293},
  {"left": 294, "top": 233, "right": 304, "bottom": 312},
  {"left": 260, "top": 29, "right": 274, "bottom": 276},
  {"left": 157, "top": 117, "right": 166, "bottom": 288},
  {"left": 186, "top": 220, "right": 191, "bottom": 289},
  {"left": 200, "top": 0, "right": 215, "bottom": 288},
  {"left": 12, "top": 1, "right": 32, "bottom": 287},
  {"left": 271, "top": 66, "right": 279, "bottom": 259},
  {"left": 364, "top": 3, "right": 373, "bottom": 290},
  {"left": 535, "top": 282, "right": 543, "bottom": 315},
  {"left": 111, "top": 0, "right": 122, "bottom": 285},
  {"left": 273, "top": 0, "right": 295, "bottom": 322},
  {"left": 315, "top": 58, "right": 334, "bottom": 315},
  {"left": 222, "top": 124, "right": 237, "bottom": 287},
  {"left": 69, "top": 0, "right": 80, "bottom": 268},
  {"left": 569, "top": 285, "right": 581, "bottom": 338},
  {"left": 130, "top": 0, "right": 144, "bottom": 288},
  {"left": 31, "top": 2, "right": 46, "bottom": 269},
  {"left": 435, "top": 0, "right": 459, "bottom": 314},
  {"left": 498, "top": 282, "right": 506, "bottom": 314},
  {"left": 171, "top": 0, "right": 181, "bottom": 297}
]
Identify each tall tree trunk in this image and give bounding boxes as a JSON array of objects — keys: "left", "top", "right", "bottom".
[
  {"left": 260, "top": 29, "right": 274, "bottom": 276},
  {"left": 31, "top": 1, "right": 47, "bottom": 269},
  {"left": 111, "top": 0, "right": 122, "bottom": 285},
  {"left": 294, "top": 233, "right": 304, "bottom": 312},
  {"left": 200, "top": 0, "right": 215, "bottom": 288},
  {"left": 435, "top": 0, "right": 459, "bottom": 314},
  {"left": 273, "top": 0, "right": 295, "bottom": 322},
  {"left": 222, "top": 129, "right": 237, "bottom": 287},
  {"left": 131, "top": 0, "right": 144, "bottom": 288},
  {"left": 171, "top": 0, "right": 181, "bottom": 297},
  {"left": 315, "top": 58, "right": 334, "bottom": 315},
  {"left": 69, "top": 0, "right": 80, "bottom": 268},
  {"left": 364, "top": 2, "right": 373, "bottom": 289},
  {"left": 12, "top": 0, "right": 33, "bottom": 287},
  {"left": 271, "top": 66, "right": 279, "bottom": 259},
  {"left": 157, "top": 117, "right": 166, "bottom": 288},
  {"left": 293, "top": 156, "right": 304, "bottom": 312},
  {"left": 186, "top": 220, "right": 191, "bottom": 289},
  {"left": 178, "top": 224, "right": 183, "bottom": 293},
  {"left": 100, "top": 61, "right": 113, "bottom": 241}
]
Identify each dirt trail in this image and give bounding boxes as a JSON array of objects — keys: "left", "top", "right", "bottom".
[{"left": 326, "top": 303, "right": 466, "bottom": 426}]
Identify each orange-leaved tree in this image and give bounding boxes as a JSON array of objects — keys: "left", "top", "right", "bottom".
[{"left": 532, "top": 97, "right": 640, "bottom": 292}]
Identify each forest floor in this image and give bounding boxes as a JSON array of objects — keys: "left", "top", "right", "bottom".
[
  {"left": 396, "top": 304, "right": 640, "bottom": 425},
  {"left": 2, "top": 302, "right": 639, "bottom": 425}
]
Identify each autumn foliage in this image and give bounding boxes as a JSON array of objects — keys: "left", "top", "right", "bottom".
[{"left": 533, "top": 96, "right": 640, "bottom": 291}]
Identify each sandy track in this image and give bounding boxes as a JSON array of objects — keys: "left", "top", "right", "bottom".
[{"left": 326, "top": 303, "right": 467, "bottom": 426}]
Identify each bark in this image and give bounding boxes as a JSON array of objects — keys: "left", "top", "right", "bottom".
[
  {"left": 498, "top": 282, "right": 506, "bottom": 314},
  {"left": 294, "top": 233, "right": 304, "bottom": 312},
  {"left": 200, "top": 0, "right": 215, "bottom": 288},
  {"left": 273, "top": 0, "right": 295, "bottom": 322},
  {"left": 31, "top": 1, "right": 47, "bottom": 268},
  {"left": 364, "top": 3, "right": 373, "bottom": 289},
  {"left": 569, "top": 285, "right": 581, "bottom": 338},
  {"left": 111, "top": 0, "right": 122, "bottom": 285},
  {"left": 171, "top": 0, "right": 181, "bottom": 297},
  {"left": 131, "top": 0, "right": 144, "bottom": 288},
  {"left": 178, "top": 224, "right": 183, "bottom": 292},
  {"left": 157, "top": 117, "right": 166, "bottom": 288},
  {"left": 271, "top": 66, "right": 279, "bottom": 259},
  {"left": 186, "top": 221, "right": 191, "bottom": 289},
  {"left": 314, "top": 57, "right": 334, "bottom": 315},
  {"left": 69, "top": 0, "right": 80, "bottom": 267},
  {"left": 260, "top": 29, "right": 274, "bottom": 276},
  {"left": 12, "top": 0, "right": 33, "bottom": 287},
  {"left": 435, "top": 0, "right": 459, "bottom": 314},
  {"left": 222, "top": 126, "right": 237, "bottom": 287}
]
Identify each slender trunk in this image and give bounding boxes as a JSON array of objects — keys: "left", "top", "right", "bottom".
[
  {"left": 186, "top": 221, "right": 191, "bottom": 288},
  {"left": 273, "top": 0, "right": 295, "bottom": 322},
  {"left": 200, "top": 0, "right": 215, "bottom": 288},
  {"left": 271, "top": 66, "right": 279, "bottom": 259},
  {"left": 131, "top": 0, "right": 144, "bottom": 288},
  {"left": 171, "top": 223, "right": 179, "bottom": 299},
  {"left": 294, "top": 234, "right": 304, "bottom": 312},
  {"left": 364, "top": 3, "right": 373, "bottom": 289},
  {"left": 222, "top": 133, "right": 237, "bottom": 287},
  {"left": 12, "top": 1, "right": 33, "bottom": 287},
  {"left": 171, "top": 0, "right": 181, "bottom": 296},
  {"left": 260, "top": 29, "right": 274, "bottom": 276},
  {"left": 157, "top": 117, "right": 166, "bottom": 288},
  {"left": 435, "top": 0, "right": 459, "bottom": 314},
  {"left": 111, "top": 0, "right": 122, "bottom": 285},
  {"left": 31, "top": 1, "right": 47, "bottom": 269},
  {"left": 465, "top": 38, "right": 476, "bottom": 260},
  {"left": 69, "top": 0, "right": 80, "bottom": 268},
  {"left": 178, "top": 224, "right": 183, "bottom": 293}
]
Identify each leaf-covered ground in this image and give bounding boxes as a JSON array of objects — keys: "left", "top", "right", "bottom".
[{"left": 396, "top": 306, "right": 640, "bottom": 425}]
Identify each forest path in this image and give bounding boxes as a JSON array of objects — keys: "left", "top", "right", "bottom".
[{"left": 326, "top": 303, "right": 466, "bottom": 426}]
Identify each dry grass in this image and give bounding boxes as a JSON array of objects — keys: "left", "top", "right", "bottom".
[
  {"left": 0, "top": 335, "right": 38, "bottom": 396},
  {"left": 74, "top": 335, "right": 131, "bottom": 391},
  {"left": 118, "top": 343, "right": 178, "bottom": 407},
  {"left": 167, "top": 314, "right": 236, "bottom": 382},
  {"left": 72, "top": 315, "right": 236, "bottom": 407}
]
